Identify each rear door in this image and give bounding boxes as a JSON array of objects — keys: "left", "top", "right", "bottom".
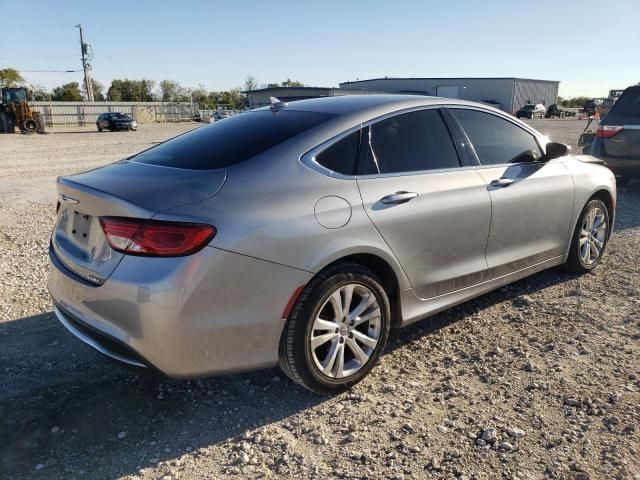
[
  {"left": 356, "top": 107, "right": 492, "bottom": 299},
  {"left": 448, "top": 107, "right": 574, "bottom": 276}
]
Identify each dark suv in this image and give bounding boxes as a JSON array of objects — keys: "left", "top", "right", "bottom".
[
  {"left": 591, "top": 85, "right": 640, "bottom": 184},
  {"left": 96, "top": 112, "right": 137, "bottom": 132}
]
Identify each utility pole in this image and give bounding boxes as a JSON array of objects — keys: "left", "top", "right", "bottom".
[{"left": 76, "top": 24, "right": 94, "bottom": 101}]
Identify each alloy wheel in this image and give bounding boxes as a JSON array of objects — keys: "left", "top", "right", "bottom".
[
  {"left": 310, "top": 284, "right": 381, "bottom": 379},
  {"left": 579, "top": 206, "right": 607, "bottom": 265}
]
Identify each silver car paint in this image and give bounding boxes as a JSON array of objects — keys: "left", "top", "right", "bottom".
[{"left": 48, "top": 95, "right": 616, "bottom": 377}]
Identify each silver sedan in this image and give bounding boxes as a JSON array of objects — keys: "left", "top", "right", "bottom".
[{"left": 48, "top": 95, "right": 616, "bottom": 394}]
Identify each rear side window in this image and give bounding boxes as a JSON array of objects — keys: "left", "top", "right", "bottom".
[
  {"left": 315, "top": 130, "right": 361, "bottom": 175},
  {"left": 132, "top": 110, "right": 334, "bottom": 170},
  {"left": 362, "top": 109, "right": 461, "bottom": 175},
  {"left": 609, "top": 87, "right": 640, "bottom": 117},
  {"left": 451, "top": 109, "right": 542, "bottom": 165}
]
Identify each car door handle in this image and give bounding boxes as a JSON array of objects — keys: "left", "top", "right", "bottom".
[
  {"left": 490, "top": 178, "right": 516, "bottom": 188},
  {"left": 380, "top": 191, "right": 419, "bottom": 205}
]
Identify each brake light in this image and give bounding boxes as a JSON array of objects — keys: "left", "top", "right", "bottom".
[
  {"left": 596, "top": 125, "right": 624, "bottom": 138},
  {"left": 99, "top": 217, "right": 216, "bottom": 257}
]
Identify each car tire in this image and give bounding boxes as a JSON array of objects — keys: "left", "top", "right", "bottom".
[
  {"left": 563, "top": 199, "right": 610, "bottom": 274},
  {"left": 278, "top": 263, "right": 391, "bottom": 395},
  {"left": 97, "top": 125, "right": 102, "bottom": 132}
]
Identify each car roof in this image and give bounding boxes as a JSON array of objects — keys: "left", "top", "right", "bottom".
[{"left": 255, "top": 94, "right": 487, "bottom": 117}]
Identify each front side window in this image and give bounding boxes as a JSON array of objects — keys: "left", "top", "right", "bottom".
[
  {"left": 450, "top": 109, "right": 542, "bottom": 165},
  {"left": 315, "top": 130, "right": 361, "bottom": 175},
  {"left": 361, "top": 109, "right": 461, "bottom": 175}
]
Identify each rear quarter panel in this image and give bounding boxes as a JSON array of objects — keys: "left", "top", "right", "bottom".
[{"left": 153, "top": 132, "right": 412, "bottom": 291}]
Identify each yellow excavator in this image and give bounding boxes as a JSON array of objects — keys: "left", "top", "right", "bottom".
[{"left": 0, "top": 87, "right": 45, "bottom": 133}]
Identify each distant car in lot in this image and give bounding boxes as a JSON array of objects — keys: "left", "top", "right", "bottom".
[
  {"left": 49, "top": 95, "right": 616, "bottom": 394},
  {"left": 516, "top": 103, "right": 546, "bottom": 119},
  {"left": 591, "top": 84, "right": 640, "bottom": 185},
  {"left": 545, "top": 104, "right": 567, "bottom": 118},
  {"left": 96, "top": 112, "right": 137, "bottom": 132},
  {"left": 583, "top": 99, "right": 599, "bottom": 116}
]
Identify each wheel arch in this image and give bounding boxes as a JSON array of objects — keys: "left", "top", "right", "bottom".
[
  {"left": 589, "top": 188, "right": 615, "bottom": 237},
  {"left": 312, "top": 252, "right": 404, "bottom": 328}
]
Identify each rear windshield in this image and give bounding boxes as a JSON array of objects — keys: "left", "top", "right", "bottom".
[
  {"left": 132, "top": 110, "right": 334, "bottom": 170},
  {"left": 609, "top": 87, "right": 640, "bottom": 117}
]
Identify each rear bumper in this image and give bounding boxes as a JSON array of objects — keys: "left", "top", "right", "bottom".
[
  {"left": 48, "top": 245, "right": 313, "bottom": 378},
  {"left": 591, "top": 141, "right": 640, "bottom": 178}
]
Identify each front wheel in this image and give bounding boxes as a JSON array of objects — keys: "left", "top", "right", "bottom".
[
  {"left": 564, "top": 199, "right": 610, "bottom": 273},
  {"left": 278, "top": 264, "right": 391, "bottom": 395}
]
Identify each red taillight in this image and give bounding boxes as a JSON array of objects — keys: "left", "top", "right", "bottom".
[
  {"left": 596, "top": 125, "right": 624, "bottom": 138},
  {"left": 99, "top": 217, "right": 216, "bottom": 257}
]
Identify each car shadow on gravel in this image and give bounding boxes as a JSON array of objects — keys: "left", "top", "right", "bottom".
[
  {"left": 614, "top": 181, "right": 640, "bottom": 231},
  {"left": 0, "top": 268, "right": 576, "bottom": 479},
  {"left": 0, "top": 312, "right": 326, "bottom": 479}
]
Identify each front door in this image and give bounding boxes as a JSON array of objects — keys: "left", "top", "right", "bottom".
[
  {"left": 449, "top": 107, "right": 574, "bottom": 276},
  {"left": 356, "top": 108, "right": 492, "bottom": 299}
]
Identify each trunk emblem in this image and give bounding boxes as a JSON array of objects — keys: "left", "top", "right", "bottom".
[{"left": 59, "top": 194, "right": 79, "bottom": 205}]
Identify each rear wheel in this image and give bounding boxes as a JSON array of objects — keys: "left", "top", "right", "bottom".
[
  {"left": 279, "top": 263, "right": 391, "bottom": 395},
  {"left": 564, "top": 199, "right": 610, "bottom": 273},
  {"left": 33, "top": 112, "right": 45, "bottom": 133},
  {"left": 22, "top": 118, "right": 37, "bottom": 132}
]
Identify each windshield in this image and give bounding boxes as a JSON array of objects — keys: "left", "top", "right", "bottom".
[
  {"left": 109, "top": 113, "right": 129, "bottom": 119},
  {"left": 131, "top": 110, "right": 335, "bottom": 170}
]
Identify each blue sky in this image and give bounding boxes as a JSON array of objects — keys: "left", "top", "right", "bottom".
[{"left": 2, "top": 0, "right": 638, "bottom": 98}]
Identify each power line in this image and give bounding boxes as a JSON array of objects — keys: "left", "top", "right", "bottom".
[
  {"left": 0, "top": 55, "right": 78, "bottom": 60},
  {"left": 16, "top": 69, "right": 82, "bottom": 73}
]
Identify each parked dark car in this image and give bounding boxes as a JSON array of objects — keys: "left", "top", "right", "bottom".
[
  {"left": 545, "top": 104, "right": 566, "bottom": 118},
  {"left": 96, "top": 112, "right": 137, "bottom": 132},
  {"left": 516, "top": 104, "right": 546, "bottom": 119},
  {"left": 583, "top": 99, "right": 598, "bottom": 116},
  {"left": 591, "top": 85, "right": 640, "bottom": 184}
]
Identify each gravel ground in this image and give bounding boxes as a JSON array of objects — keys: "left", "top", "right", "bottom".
[{"left": 0, "top": 119, "right": 638, "bottom": 480}]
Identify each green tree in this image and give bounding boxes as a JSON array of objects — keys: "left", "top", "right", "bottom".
[
  {"left": 51, "top": 82, "right": 82, "bottom": 101},
  {"left": 29, "top": 84, "right": 50, "bottom": 101},
  {"left": 91, "top": 79, "right": 106, "bottom": 101},
  {"left": 281, "top": 78, "right": 305, "bottom": 87},
  {"left": 0, "top": 68, "right": 25, "bottom": 88},
  {"left": 190, "top": 84, "right": 209, "bottom": 106},
  {"left": 108, "top": 79, "right": 155, "bottom": 101},
  {"left": 159, "top": 79, "right": 180, "bottom": 101}
]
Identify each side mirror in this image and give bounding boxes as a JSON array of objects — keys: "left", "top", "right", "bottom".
[{"left": 544, "top": 142, "right": 570, "bottom": 161}]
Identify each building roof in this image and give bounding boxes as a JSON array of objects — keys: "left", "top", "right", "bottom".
[{"left": 340, "top": 77, "right": 560, "bottom": 85}]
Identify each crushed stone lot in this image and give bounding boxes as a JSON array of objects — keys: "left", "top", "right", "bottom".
[{"left": 0, "top": 119, "right": 639, "bottom": 480}]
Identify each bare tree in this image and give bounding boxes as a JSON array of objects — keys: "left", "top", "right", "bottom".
[{"left": 244, "top": 75, "right": 258, "bottom": 92}]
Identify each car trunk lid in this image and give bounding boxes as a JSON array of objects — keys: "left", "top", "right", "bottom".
[{"left": 52, "top": 161, "right": 226, "bottom": 284}]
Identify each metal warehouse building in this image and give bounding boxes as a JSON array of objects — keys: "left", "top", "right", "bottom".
[
  {"left": 244, "top": 86, "right": 386, "bottom": 109},
  {"left": 339, "top": 77, "right": 560, "bottom": 114}
]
